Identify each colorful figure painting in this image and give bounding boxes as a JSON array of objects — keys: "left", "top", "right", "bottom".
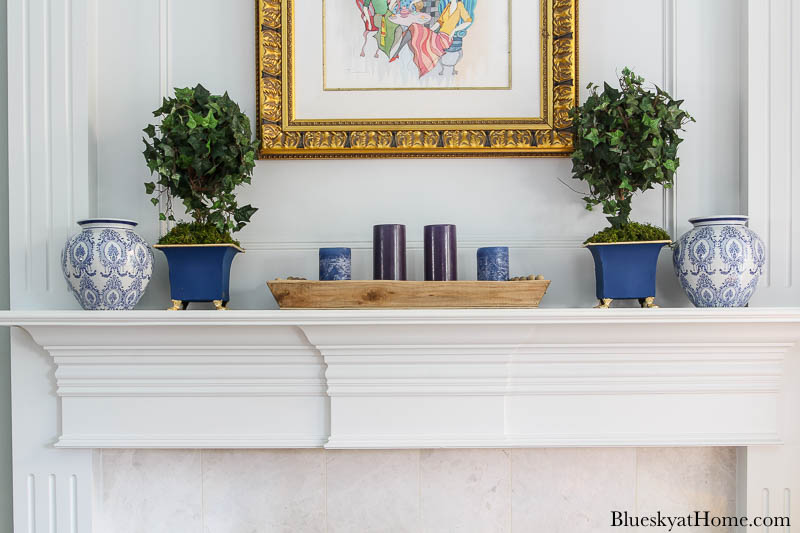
[
  {"left": 324, "top": 0, "right": 510, "bottom": 91},
  {"left": 357, "top": 0, "right": 474, "bottom": 77}
]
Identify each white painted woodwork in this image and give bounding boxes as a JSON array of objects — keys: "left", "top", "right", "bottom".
[
  {"left": 5, "top": 0, "right": 800, "bottom": 530},
  {"left": 747, "top": 0, "right": 800, "bottom": 306},
  {"left": 736, "top": 2, "right": 800, "bottom": 529},
  {"left": 7, "top": 0, "right": 90, "bottom": 310},
  {"left": 10, "top": 328, "right": 92, "bottom": 533},
  {"left": 1, "top": 308, "right": 798, "bottom": 451}
]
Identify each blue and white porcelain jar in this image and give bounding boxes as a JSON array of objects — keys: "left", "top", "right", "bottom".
[
  {"left": 672, "top": 215, "right": 765, "bottom": 307},
  {"left": 61, "top": 219, "right": 154, "bottom": 310}
]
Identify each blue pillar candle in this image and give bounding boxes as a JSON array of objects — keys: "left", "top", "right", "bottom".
[
  {"left": 477, "top": 247, "right": 510, "bottom": 281},
  {"left": 319, "top": 248, "right": 351, "bottom": 281},
  {"left": 424, "top": 224, "right": 458, "bottom": 281},
  {"left": 373, "top": 224, "right": 407, "bottom": 280}
]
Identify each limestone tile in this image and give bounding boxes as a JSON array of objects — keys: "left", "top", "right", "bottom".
[
  {"left": 420, "top": 449, "right": 511, "bottom": 533},
  {"left": 511, "top": 448, "right": 636, "bottom": 533},
  {"left": 201, "top": 449, "right": 325, "bottom": 533},
  {"left": 326, "top": 450, "right": 421, "bottom": 533},
  {"left": 94, "top": 449, "right": 202, "bottom": 533},
  {"left": 637, "top": 447, "right": 737, "bottom": 533}
]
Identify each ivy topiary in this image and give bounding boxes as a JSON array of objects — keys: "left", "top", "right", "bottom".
[
  {"left": 143, "top": 84, "right": 259, "bottom": 244},
  {"left": 569, "top": 68, "right": 694, "bottom": 238}
]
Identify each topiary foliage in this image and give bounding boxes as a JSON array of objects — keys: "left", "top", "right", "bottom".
[
  {"left": 143, "top": 84, "right": 259, "bottom": 239},
  {"left": 569, "top": 68, "right": 694, "bottom": 229}
]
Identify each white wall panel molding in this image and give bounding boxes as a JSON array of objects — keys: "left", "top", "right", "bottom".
[
  {"left": 2, "top": 308, "right": 799, "bottom": 451},
  {"left": 157, "top": 0, "right": 171, "bottom": 237},
  {"left": 747, "top": 0, "right": 800, "bottom": 304},
  {"left": 7, "top": 0, "right": 90, "bottom": 309},
  {"left": 662, "top": 0, "right": 678, "bottom": 237}
]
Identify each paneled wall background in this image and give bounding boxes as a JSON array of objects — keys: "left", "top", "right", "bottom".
[{"left": 86, "top": 0, "right": 743, "bottom": 310}]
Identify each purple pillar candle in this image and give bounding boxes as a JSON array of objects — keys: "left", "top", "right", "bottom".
[
  {"left": 424, "top": 224, "right": 458, "bottom": 281},
  {"left": 373, "top": 224, "right": 407, "bottom": 280}
]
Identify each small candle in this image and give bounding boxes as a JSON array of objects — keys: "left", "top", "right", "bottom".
[
  {"left": 319, "top": 248, "right": 351, "bottom": 281},
  {"left": 424, "top": 224, "right": 457, "bottom": 281},
  {"left": 373, "top": 224, "right": 407, "bottom": 280},
  {"left": 477, "top": 247, "right": 510, "bottom": 281}
]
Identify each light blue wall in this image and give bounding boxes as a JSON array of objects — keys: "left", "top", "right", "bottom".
[{"left": 0, "top": 0, "right": 12, "bottom": 529}]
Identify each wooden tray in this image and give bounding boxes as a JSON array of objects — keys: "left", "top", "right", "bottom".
[{"left": 267, "top": 280, "right": 550, "bottom": 309}]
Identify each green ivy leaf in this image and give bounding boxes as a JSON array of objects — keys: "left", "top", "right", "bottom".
[
  {"left": 608, "top": 130, "right": 624, "bottom": 146},
  {"left": 585, "top": 128, "right": 602, "bottom": 147}
]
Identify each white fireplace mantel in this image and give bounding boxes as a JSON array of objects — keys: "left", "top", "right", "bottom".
[{"left": 2, "top": 308, "right": 799, "bottom": 450}]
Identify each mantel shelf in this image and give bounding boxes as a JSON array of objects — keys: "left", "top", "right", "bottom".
[{"left": 2, "top": 308, "right": 799, "bottom": 449}]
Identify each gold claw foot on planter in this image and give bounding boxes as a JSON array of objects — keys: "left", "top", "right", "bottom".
[
  {"left": 167, "top": 300, "right": 184, "bottom": 311},
  {"left": 213, "top": 300, "right": 228, "bottom": 311},
  {"left": 639, "top": 297, "right": 659, "bottom": 309},
  {"left": 594, "top": 298, "right": 613, "bottom": 309}
]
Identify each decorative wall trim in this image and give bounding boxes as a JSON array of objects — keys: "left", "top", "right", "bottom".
[
  {"left": 158, "top": 0, "right": 171, "bottom": 238},
  {"left": 2, "top": 308, "right": 798, "bottom": 450},
  {"left": 662, "top": 0, "right": 678, "bottom": 238},
  {"left": 52, "top": 344, "right": 326, "bottom": 397},
  {"left": 326, "top": 433, "right": 783, "bottom": 449},
  {"left": 55, "top": 434, "right": 329, "bottom": 449},
  {"left": 242, "top": 238, "right": 584, "bottom": 252},
  {"left": 7, "top": 0, "right": 90, "bottom": 309},
  {"left": 747, "top": 0, "right": 800, "bottom": 303}
]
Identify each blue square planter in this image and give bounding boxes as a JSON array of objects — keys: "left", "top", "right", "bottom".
[
  {"left": 154, "top": 244, "right": 243, "bottom": 310},
  {"left": 586, "top": 241, "right": 670, "bottom": 308}
]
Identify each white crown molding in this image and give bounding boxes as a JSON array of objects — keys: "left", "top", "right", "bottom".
[{"left": 2, "top": 308, "right": 799, "bottom": 450}]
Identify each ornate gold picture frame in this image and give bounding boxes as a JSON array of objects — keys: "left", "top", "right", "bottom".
[{"left": 257, "top": 0, "right": 578, "bottom": 158}]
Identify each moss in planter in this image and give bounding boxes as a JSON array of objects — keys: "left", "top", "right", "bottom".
[
  {"left": 584, "top": 222, "right": 671, "bottom": 244},
  {"left": 158, "top": 222, "right": 240, "bottom": 247}
]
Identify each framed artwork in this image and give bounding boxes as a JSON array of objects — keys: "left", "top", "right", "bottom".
[{"left": 256, "top": 0, "right": 578, "bottom": 158}]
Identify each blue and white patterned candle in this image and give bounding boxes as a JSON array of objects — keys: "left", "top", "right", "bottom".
[
  {"left": 319, "top": 248, "right": 352, "bottom": 281},
  {"left": 477, "top": 247, "right": 509, "bottom": 281}
]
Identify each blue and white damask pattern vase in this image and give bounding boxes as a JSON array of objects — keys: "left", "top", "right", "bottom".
[
  {"left": 61, "top": 219, "right": 154, "bottom": 310},
  {"left": 672, "top": 215, "right": 765, "bottom": 307}
]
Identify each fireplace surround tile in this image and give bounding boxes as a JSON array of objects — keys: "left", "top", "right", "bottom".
[
  {"left": 202, "top": 449, "right": 325, "bottom": 533},
  {"left": 419, "top": 449, "right": 512, "bottom": 533},
  {"left": 94, "top": 449, "right": 202, "bottom": 533},
  {"left": 510, "top": 448, "right": 637, "bottom": 533},
  {"left": 637, "top": 447, "right": 737, "bottom": 531},
  {"left": 91, "top": 447, "right": 741, "bottom": 532},
  {"left": 326, "top": 450, "right": 420, "bottom": 533}
]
